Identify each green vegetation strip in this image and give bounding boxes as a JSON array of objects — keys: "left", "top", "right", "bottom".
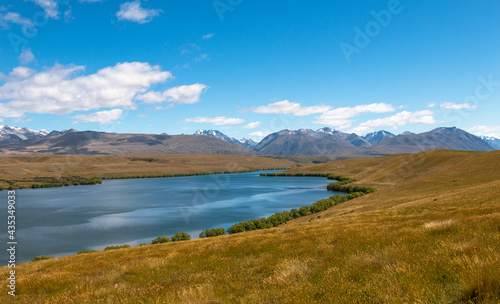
[
  {"left": 199, "top": 173, "right": 376, "bottom": 238},
  {"left": 101, "top": 168, "right": 288, "bottom": 180}
]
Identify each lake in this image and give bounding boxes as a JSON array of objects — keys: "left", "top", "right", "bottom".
[{"left": 1, "top": 171, "right": 338, "bottom": 264}]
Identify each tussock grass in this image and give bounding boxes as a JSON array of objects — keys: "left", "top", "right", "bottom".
[{"left": 1, "top": 150, "right": 499, "bottom": 303}]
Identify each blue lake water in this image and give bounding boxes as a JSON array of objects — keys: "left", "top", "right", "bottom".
[{"left": 1, "top": 171, "right": 337, "bottom": 264}]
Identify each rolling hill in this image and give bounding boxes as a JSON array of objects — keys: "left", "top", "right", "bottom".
[{"left": 1, "top": 150, "right": 498, "bottom": 303}]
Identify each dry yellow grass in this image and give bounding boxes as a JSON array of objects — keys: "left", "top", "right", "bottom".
[
  {"left": 0, "top": 154, "right": 297, "bottom": 188},
  {"left": 0, "top": 150, "right": 499, "bottom": 303}
]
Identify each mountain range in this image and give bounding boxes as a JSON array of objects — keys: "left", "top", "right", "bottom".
[
  {"left": 194, "top": 130, "right": 258, "bottom": 149},
  {"left": 0, "top": 125, "right": 496, "bottom": 156},
  {"left": 480, "top": 136, "right": 500, "bottom": 149}
]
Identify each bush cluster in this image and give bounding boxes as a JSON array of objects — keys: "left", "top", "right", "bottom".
[
  {"left": 199, "top": 228, "right": 226, "bottom": 238},
  {"left": 32, "top": 255, "right": 54, "bottom": 262},
  {"left": 76, "top": 250, "right": 99, "bottom": 255},
  {"left": 152, "top": 232, "right": 191, "bottom": 244},
  {"left": 31, "top": 177, "right": 102, "bottom": 189},
  {"left": 104, "top": 244, "right": 131, "bottom": 251}
]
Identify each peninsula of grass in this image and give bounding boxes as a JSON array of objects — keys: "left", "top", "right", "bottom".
[{"left": 1, "top": 150, "right": 499, "bottom": 303}]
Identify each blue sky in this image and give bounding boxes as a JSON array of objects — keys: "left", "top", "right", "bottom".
[{"left": 0, "top": 0, "right": 499, "bottom": 140}]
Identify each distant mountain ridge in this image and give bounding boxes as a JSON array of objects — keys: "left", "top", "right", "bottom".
[
  {"left": 480, "top": 136, "right": 500, "bottom": 149},
  {"left": 194, "top": 130, "right": 257, "bottom": 149},
  {"left": 0, "top": 125, "right": 496, "bottom": 156},
  {"left": 0, "top": 125, "right": 48, "bottom": 144},
  {"left": 369, "top": 127, "right": 493, "bottom": 155},
  {"left": 0, "top": 131, "right": 256, "bottom": 155}
]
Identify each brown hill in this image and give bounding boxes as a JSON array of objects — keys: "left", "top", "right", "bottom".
[
  {"left": 2, "top": 150, "right": 498, "bottom": 303},
  {"left": 0, "top": 131, "right": 256, "bottom": 155}
]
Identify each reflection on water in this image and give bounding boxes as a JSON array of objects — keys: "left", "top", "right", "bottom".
[{"left": 1, "top": 171, "right": 337, "bottom": 264}]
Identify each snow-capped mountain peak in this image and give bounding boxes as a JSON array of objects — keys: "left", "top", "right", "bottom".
[{"left": 0, "top": 125, "right": 49, "bottom": 144}]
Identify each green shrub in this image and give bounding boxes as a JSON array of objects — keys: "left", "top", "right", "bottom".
[
  {"left": 32, "top": 255, "right": 54, "bottom": 262},
  {"left": 151, "top": 236, "right": 171, "bottom": 244},
  {"left": 199, "top": 228, "right": 226, "bottom": 238},
  {"left": 241, "top": 221, "right": 257, "bottom": 231},
  {"left": 290, "top": 208, "right": 300, "bottom": 218},
  {"left": 299, "top": 206, "right": 311, "bottom": 216},
  {"left": 76, "top": 250, "right": 98, "bottom": 255},
  {"left": 228, "top": 224, "right": 245, "bottom": 234},
  {"left": 104, "top": 244, "right": 130, "bottom": 250},
  {"left": 171, "top": 232, "right": 191, "bottom": 242}
]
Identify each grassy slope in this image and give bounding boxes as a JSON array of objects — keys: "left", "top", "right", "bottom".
[
  {"left": 0, "top": 154, "right": 297, "bottom": 189},
  {"left": 1, "top": 150, "right": 499, "bottom": 303}
]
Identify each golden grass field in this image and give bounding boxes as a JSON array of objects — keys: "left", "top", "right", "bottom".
[
  {"left": 0, "top": 150, "right": 499, "bottom": 303},
  {"left": 0, "top": 154, "right": 297, "bottom": 189}
]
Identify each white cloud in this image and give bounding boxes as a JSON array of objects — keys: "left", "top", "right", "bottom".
[
  {"left": 195, "top": 54, "right": 209, "bottom": 62},
  {"left": 243, "top": 121, "right": 261, "bottom": 129},
  {"left": 64, "top": 6, "right": 74, "bottom": 22},
  {"left": 139, "top": 84, "right": 207, "bottom": 104},
  {"left": 250, "top": 131, "right": 270, "bottom": 137},
  {"left": 427, "top": 102, "right": 436, "bottom": 108},
  {"left": 138, "top": 113, "right": 148, "bottom": 118},
  {"left": 30, "top": 0, "right": 59, "bottom": 19},
  {"left": 254, "top": 100, "right": 332, "bottom": 116},
  {"left": 0, "top": 12, "right": 35, "bottom": 29},
  {"left": 185, "top": 116, "right": 245, "bottom": 126},
  {"left": 0, "top": 62, "right": 172, "bottom": 118},
  {"left": 349, "top": 110, "right": 437, "bottom": 134},
  {"left": 440, "top": 102, "right": 477, "bottom": 110},
  {"left": 467, "top": 125, "right": 500, "bottom": 138},
  {"left": 73, "top": 109, "right": 123, "bottom": 124},
  {"left": 314, "top": 103, "right": 395, "bottom": 127},
  {"left": 19, "top": 48, "right": 35, "bottom": 65},
  {"left": 116, "top": 1, "right": 162, "bottom": 24},
  {"left": 202, "top": 33, "right": 215, "bottom": 39}
]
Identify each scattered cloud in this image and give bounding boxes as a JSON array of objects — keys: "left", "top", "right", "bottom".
[
  {"left": 254, "top": 100, "right": 332, "bottom": 116},
  {"left": 30, "top": 0, "right": 59, "bottom": 19},
  {"left": 427, "top": 102, "right": 436, "bottom": 108},
  {"left": 139, "top": 84, "right": 208, "bottom": 104},
  {"left": 19, "top": 48, "right": 35, "bottom": 65},
  {"left": 440, "top": 102, "right": 477, "bottom": 110},
  {"left": 250, "top": 131, "right": 270, "bottom": 137},
  {"left": 138, "top": 113, "right": 148, "bottom": 118},
  {"left": 64, "top": 6, "right": 74, "bottom": 22},
  {"left": 185, "top": 116, "right": 245, "bottom": 126},
  {"left": 116, "top": 0, "right": 162, "bottom": 24},
  {"left": 0, "top": 62, "right": 172, "bottom": 118},
  {"left": 243, "top": 121, "right": 261, "bottom": 129},
  {"left": 349, "top": 110, "right": 438, "bottom": 134},
  {"left": 467, "top": 125, "right": 500, "bottom": 138},
  {"left": 202, "top": 33, "right": 215, "bottom": 39},
  {"left": 0, "top": 12, "right": 35, "bottom": 29},
  {"left": 314, "top": 103, "right": 395, "bottom": 127},
  {"left": 180, "top": 43, "right": 199, "bottom": 55},
  {"left": 195, "top": 54, "right": 209, "bottom": 62},
  {"left": 79, "top": 0, "right": 104, "bottom": 2},
  {"left": 72, "top": 109, "right": 124, "bottom": 124}
]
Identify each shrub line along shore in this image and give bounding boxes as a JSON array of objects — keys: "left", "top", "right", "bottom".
[
  {"left": 199, "top": 173, "right": 376, "bottom": 238},
  {"left": 0, "top": 168, "right": 290, "bottom": 191}
]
